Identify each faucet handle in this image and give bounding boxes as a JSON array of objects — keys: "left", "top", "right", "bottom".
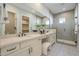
[
  {"left": 18, "top": 32, "right": 21, "bottom": 37},
  {"left": 21, "top": 32, "right": 24, "bottom": 36}
]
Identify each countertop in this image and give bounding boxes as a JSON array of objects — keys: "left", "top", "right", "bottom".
[{"left": 0, "top": 29, "right": 56, "bottom": 48}]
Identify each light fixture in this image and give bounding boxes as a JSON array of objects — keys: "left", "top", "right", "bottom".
[{"left": 3, "top": 3, "right": 8, "bottom": 23}]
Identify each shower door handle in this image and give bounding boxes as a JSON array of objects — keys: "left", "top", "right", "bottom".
[{"left": 64, "top": 28, "right": 66, "bottom": 31}]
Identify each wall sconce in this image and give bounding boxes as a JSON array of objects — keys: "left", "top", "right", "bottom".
[{"left": 3, "top": 3, "right": 8, "bottom": 23}]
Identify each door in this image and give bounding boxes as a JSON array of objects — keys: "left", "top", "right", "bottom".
[
  {"left": 30, "top": 39, "right": 42, "bottom": 56},
  {"left": 5, "top": 12, "right": 16, "bottom": 34},
  {"left": 56, "top": 11, "right": 75, "bottom": 41}
]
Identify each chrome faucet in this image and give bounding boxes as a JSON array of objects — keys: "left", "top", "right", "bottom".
[{"left": 18, "top": 32, "right": 24, "bottom": 37}]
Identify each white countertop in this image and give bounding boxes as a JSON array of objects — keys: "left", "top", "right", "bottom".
[{"left": 0, "top": 29, "right": 56, "bottom": 48}]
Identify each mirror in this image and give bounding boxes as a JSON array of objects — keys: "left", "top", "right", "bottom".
[
  {"left": 36, "top": 16, "right": 42, "bottom": 25},
  {"left": 42, "top": 16, "right": 50, "bottom": 29},
  {"left": 5, "top": 11, "right": 17, "bottom": 34},
  {"left": 35, "top": 16, "right": 50, "bottom": 33}
]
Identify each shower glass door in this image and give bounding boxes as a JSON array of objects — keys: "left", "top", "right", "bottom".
[{"left": 56, "top": 11, "right": 75, "bottom": 41}]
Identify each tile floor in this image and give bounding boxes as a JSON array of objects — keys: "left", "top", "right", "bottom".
[{"left": 48, "top": 43, "right": 79, "bottom": 56}]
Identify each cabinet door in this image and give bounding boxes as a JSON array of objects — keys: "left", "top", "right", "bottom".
[
  {"left": 30, "top": 39, "right": 42, "bottom": 56},
  {"left": 48, "top": 33, "right": 56, "bottom": 45},
  {"left": 7, "top": 47, "right": 30, "bottom": 56}
]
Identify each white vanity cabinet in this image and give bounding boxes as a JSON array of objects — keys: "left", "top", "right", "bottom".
[
  {"left": 47, "top": 33, "right": 56, "bottom": 45},
  {"left": 20, "top": 38, "right": 42, "bottom": 56},
  {"left": 29, "top": 39, "right": 42, "bottom": 56},
  {"left": 0, "top": 37, "right": 42, "bottom": 56},
  {"left": 0, "top": 30, "right": 56, "bottom": 56}
]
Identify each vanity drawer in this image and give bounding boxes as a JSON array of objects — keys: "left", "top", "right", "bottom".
[
  {"left": 47, "top": 33, "right": 56, "bottom": 39},
  {"left": 1, "top": 43, "right": 19, "bottom": 56},
  {"left": 20, "top": 38, "right": 40, "bottom": 48}
]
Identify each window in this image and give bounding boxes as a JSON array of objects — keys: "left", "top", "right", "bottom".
[
  {"left": 59, "top": 17, "right": 65, "bottom": 24},
  {"left": 46, "top": 20, "right": 49, "bottom": 25}
]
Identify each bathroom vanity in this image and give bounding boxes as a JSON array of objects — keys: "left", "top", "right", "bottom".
[{"left": 0, "top": 29, "right": 56, "bottom": 56}]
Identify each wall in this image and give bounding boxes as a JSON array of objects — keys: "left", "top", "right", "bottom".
[
  {"left": 0, "top": 7, "right": 1, "bottom": 33},
  {"left": 77, "top": 4, "right": 79, "bottom": 48},
  {"left": 78, "top": 4, "right": 79, "bottom": 26},
  {"left": 0, "top": 4, "right": 3, "bottom": 34}
]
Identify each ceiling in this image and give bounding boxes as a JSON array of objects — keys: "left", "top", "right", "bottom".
[
  {"left": 43, "top": 3, "right": 76, "bottom": 14},
  {"left": 10, "top": 3, "right": 44, "bottom": 17},
  {"left": 10, "top": 3, "right": 76, "bottom": 16}
]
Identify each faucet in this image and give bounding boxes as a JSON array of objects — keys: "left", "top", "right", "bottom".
[{"left": 18, "top": 32, "right": 25, "bottom": 37}]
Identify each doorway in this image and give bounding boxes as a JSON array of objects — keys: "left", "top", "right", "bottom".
[{"left": 5, "top": 11, "right": 16, "bottom": 34}]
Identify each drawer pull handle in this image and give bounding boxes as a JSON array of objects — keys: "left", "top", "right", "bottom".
[
  {"left": 30, "top": 47, "right": 32, "bottom": 52},
  {"left": 28, "top": 48, "right": 30, "bottom": 54},
  {"left": 7, "top": 47, "right": 16, "bottom": 52}
]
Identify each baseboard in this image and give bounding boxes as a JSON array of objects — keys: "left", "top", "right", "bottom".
[{"left": 57, "top": 39, "right": 76, "bottom": 46}]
